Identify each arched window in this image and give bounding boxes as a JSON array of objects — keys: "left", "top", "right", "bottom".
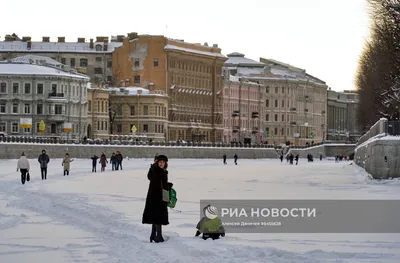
[{"left": 95, "top": 44, "right": 103, "bottom": 51}]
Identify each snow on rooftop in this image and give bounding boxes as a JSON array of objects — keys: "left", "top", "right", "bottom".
[
  {"left": 0, "top": 41, "right": 122, "bottom": 53},
  {"left": 9, "top": 55, "right": 62, "bottom": 67},
  {"left": 108, "top": 86, "right": 166, "bottom": 97},
  {"left": 164, "top": 45, "right": 226, "bottom": 58},
  {"left": 0, "top": 62, "right": 89, "bottom": 80},
  {"left": 225, "top": 52, "right": 265, "bottom": 67}
]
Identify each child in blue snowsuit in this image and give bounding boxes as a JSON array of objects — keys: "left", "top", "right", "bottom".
[{"left": 195, "top": 204, "right": 225, "bottom": 240}]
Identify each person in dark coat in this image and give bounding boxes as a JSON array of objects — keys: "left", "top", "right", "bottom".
[
  {"left": 116, "top": 151, "right": 123, "bottom": 170},
  {"left": 38, "top": 149, "right": 50, "bottom": 180},
  {"left": 142, "top": 154, "right": 170, "bottom": 243},
  {"left": 110, "top": 152, "right": 117, "bottom": 171},
  {"left": 295, "top": 154, "right": 299, "bottom": 165},
  {"left": 233, "top": 154, "right": 238, "bottom": 165},
  {"left": 91, "top": 155, "right": 99, "bottom": 172},
  {"left": 99, "top": 153, "right": 108, "bottom": 172},
  {"left": 223, "top": 154, "right": 227, "bottom": 165}
]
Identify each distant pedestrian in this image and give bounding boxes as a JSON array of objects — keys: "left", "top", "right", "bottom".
[
  {"left": 62, "top": 153, "right": 74, "bottom": 176},
  {"left": 280, "top": 154, "right": 284, "bottom": 163},
  {"left": 234, "top": 154, "right": 238, "bottom": 165},
  {"left": 223, "top": 154, "right": 227, "bottom": 165},
  {"left": 110, "top": 152, "right": 117, "bottom": 171},
  {"left": 17, "top": 152, "right": 30, "bottom": 185},
  {"left": 100, "top": 153, "right": 108, "bottom": 172},
  {"left": 91, "top": 155, "right": 99, "bottom": 172},
  {"left": 116, "top": 151, "right": 123, "bottom": 170},
  {"left": 38, "top": 149, "right": 50, "bottom": 180},
  {"left": 295, "top": 154, "right": 299, "bottom": 165}
]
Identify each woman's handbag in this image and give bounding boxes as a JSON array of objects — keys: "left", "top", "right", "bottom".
[{"left": 161, "top": 181, "right": 170, "bottom": 202}]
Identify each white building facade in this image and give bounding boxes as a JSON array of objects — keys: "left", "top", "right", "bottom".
[{"left": 0, "top": 55, "right": 90, "bottom": 138}]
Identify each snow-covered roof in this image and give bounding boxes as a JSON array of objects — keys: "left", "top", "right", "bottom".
[
  {"left": 108, "top": 86, "right": 167, "bottom": 97},
  {"left": 224, "top": 52, "right": 265, "bottom": 67},
  {"left": 0, "top": 61, "right": 89, "bottom": 80},
  {"left": 9, "top": 55, "right": 62, "bottom": 67},
  {"left": 164, "top": 45, "right": 226, "bottom": 58},
  {"left": 0, "top": 41, "right": 122, "bottom": 53}
]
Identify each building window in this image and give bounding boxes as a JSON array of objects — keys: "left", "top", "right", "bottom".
[
  {"left": 107, "top": 76, "right": 112, "bottom": 82},
  {"left": 51, "top": 84, "right": 57, "bottom": 93},
  {"left": 275, "top": 86, "right": 278, "bottom": 93},
  {"left": 80, "top": 58, "right": 88, "bottom": 67},
  {"left": 101, "top": 121, "right": 104, "bottom": 130},
  {"left": 130, "top": 105, "right": 135, "bottom": 116},
  {"left": 0, "top": 103, "right": 5, "bottom": 113},
  {"left": 134, "top": 75, "right": 140, "bottom": 84},
  {"left": 266, "top": 99, "right": 269, "bottom": 107},
  {"left": 95, "top": 45, "right": 102, "bottom": 51},
  {"left": 24, "top": 83, "right": 31, "bottom": 94},
  {"left": 282, "top": 114, "right": 285, "bottom": 122},
  {"left": 153, "top": 58, "right": 159, "bottom": 67},
  {"left": 12, "top": 123, "right": 18, "bottom": 133},
  {"left": 12, "top": 83, "right": 19, "bottom": 94},
  {"left": 88, "top": 100, "right": 91, "bottom": 112},
  {"left": 143, "top": 124, "right": 148, "bottom": 133},
  {"left": 282, "top": 100, "right": 285, "bottom": 108},
  {"left": 94, "top": 68, "right": 103, "bottom": 74},
  {"left": 107, "top": 60, "right": 112, "bottom": 68},
  {"left": 134, "top": 58, "right": 140, "bottom": 67},
  {"left": 24, "top": 104, "right": 31, "bottom": 114},
  {"left": 143, "top": 105, "right": 148, "bottom": 115},
  {"left": 61, "top": 58, "right": 66, "bottom": 64},
  {"left": 23, "top": 128, "right": 31, "bottom": 133},
  {"left": 55, "top": 105, "right": 62, "bottom": 114},
  {"left": 117, "top": 124, "right": 122, "bottom": 133},
  {"left": 37, "top": 104, "right": 43, "bottom": 114},
  {"left": 0, "top": 122, "right": 5, "bottom": 132},
  {"left": 96, "top": 57, "right": 102, "bottom": 62},
  {"left": 105, "top": 122, "right": 108, "bottom": 131},
  {"left": 274, "top": 127, "right": 278, "bottom": 135},
  {"left": 12, "top": 104, "right": 18, "bottom": 113},
  {"left": 281, "top": 87, "right": 284, "bottom": 93},
  {"left": 37, "top": 83, "right": 43, "bottom": 94},
  {"left": 101, "top": 101, "right": 104, "bottom": 112},
  {"left": 266, "top": 86, "right": 270, "bottom": 93},
  {"left": 0, "top": 82, "right": 7, "bottom": 93},
  {"left": 266, "top": 114, "right": 269, "bottom": 121},
  {"left": 274, "top": 99, "right": 278, "bottom": 108},
  {"left": 70, "top": 58, "right": 75, "bottom": 67},
  {"left": 274, "top": 114, "right": 278, "bottom": 122}
]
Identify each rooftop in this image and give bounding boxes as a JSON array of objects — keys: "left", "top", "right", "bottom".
[
  {"left": 107, "top": 87, "right": 167, "bottom": 97},
  {"left": 224, "top": 52, "right": 265, "bottom": 67},
  {"left": 164, "top": 45, "right": 226, "bottom": 58},
  {"left": 0, "top": 55, "right": 89, "bottom": 80}
]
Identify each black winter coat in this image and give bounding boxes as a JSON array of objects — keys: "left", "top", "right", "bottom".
[{"left": 142, "top": 164, "right": 169, "bottom": 225}]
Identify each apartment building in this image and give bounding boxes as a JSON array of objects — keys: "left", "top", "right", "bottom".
[
  {"left": 87, "top": 85, "right": 110, "bottom": 139},
  {"left": 112, "top": 34, "right": 227, "bottom": 142},
  {"left": 0, "top": 55, "right": 89, "bottom": 138},
  {"left": 223, "top": 53, "right": 328, "bottom": 145},
  {"left": 0, "top": 33, "right": 123, "bottom": 84},
  {"left": 108, "top": 86, "right": 168, "bottom": 141},
  {"left": 327, "top": 89, "right": 360, "bottom": 142}
]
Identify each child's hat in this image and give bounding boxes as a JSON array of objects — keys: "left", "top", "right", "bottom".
[{"left": 205, "top": 206, "right": 218, "bottom": 219}]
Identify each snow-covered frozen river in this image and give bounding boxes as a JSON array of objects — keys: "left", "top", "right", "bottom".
[{"left": 1, "top": 157, "right": 399, "bottom": 263}]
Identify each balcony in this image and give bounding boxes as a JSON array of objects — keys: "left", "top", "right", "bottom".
[
  {"left": 232, "top": 110, "right": 240, "bottom": 117},
  {"left": 252, "top": 127, "right": 259, "bottom": 134},
  {"left": 290, "top": 121, "right": 297, "bottom": 125},
  {"left": 232, "top": 126, "right": 240, "bottom": 133},
  {"left": 251, "top": 112, "right": 259, "bottom": 118},
  {"left": 290, "top": 108, "right": 296, "bottom": 111},
  {"left": 48, "top": 92, "right": 64, "bottom": 98}
]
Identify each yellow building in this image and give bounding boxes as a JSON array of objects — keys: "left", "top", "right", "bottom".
[{"left": 87, "top": 85, "right": 110, "bottom": 139}]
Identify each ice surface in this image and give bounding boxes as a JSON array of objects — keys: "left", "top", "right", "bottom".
[{"left": 0, "top": 157, "right": 400, "bottom": 263}]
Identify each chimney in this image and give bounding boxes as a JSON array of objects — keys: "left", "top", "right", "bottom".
[
  {"left": 117, "top": 35, "right": 124, "bottom": 42},
  {"left": 42, "top": 37, "right": 50, "bottom": 42},
  {"left": 127, "top": 32, "right": 138, "bottom": 40},
  {"left": 96, "top": 36, "right": 105, "bottom": 42},
  {"left": 89, "top": 39, "right": 94, "bottom": 49},
  {"left": 103, "top": 37, "right": 109, "bottom": 43},
  {"left": 204, "top": 42, "right": 208, "bottom": 46},
  {"left": 27, "top": 41, "right": 32, "bottom": 50},
  {"left": 22, "top": 36, "right": 31, "bottom": 42},
  {"left": 77, "top": 37, "right": 85, "bottom": 43},
  {"left": 103, "top": 40, "right": 108, "bottom": 51},
  {"left": 212, "top": 44, "right": 218, "bottom": 48},
  {"left": 58, "top": 37, "right": 65, "bottom": 43}
]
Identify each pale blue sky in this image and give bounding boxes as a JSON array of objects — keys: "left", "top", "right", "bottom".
[{"left": 3, "top": 0, "right": 370, "bottom": 91}]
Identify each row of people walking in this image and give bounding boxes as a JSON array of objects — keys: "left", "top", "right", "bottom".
[{"left": 91, "top": 151, "right": 123, "bottom": 172}]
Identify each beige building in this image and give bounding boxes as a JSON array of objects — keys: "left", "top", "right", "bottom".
[
  {"left": 87, "top": 85, "right": 110, "bottom": 139},
  {"left": 223, "top": 53, "right": 328, "bottom": 145},
  {"left": 108, "top": 86, "right": 168, "bottom": 141},
  {"left": 0, "top": 33, "right": 124, "bottom": 84}
]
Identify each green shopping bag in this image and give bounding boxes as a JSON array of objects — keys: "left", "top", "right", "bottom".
[{"left": 168, "top": 188, "right": 177, "bottom": 208}]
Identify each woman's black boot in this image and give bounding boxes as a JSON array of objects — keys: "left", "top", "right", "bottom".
[
  {"left": 155, "top": 224, "right": 165, "bottom": 242},
  {"left": 150, "top": 224, "right": 157, "bottom": 243}
]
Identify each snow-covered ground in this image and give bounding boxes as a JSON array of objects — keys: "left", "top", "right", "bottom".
[{"left": 1, "top": 157, "right": 400, "bottom": 263}]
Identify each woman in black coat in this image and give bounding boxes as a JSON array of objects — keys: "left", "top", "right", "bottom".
[{"left": 142, "top": 154, "right": 170, "bottom": 243}]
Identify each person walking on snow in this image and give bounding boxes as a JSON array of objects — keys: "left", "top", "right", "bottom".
[
  {"left": 234, "top": 154, "right": 238, "bottom": 165},
  {"left": 110, "top": 152, "right": 117, "bottom": 171},
  {"left": 142, "top": 154, "right": 170, "bottom": 243},
  {"left": 38, "top": 149, "right": 50, "bottom": 180},
  {"left": 116, "top": 151, "right": 123, "bottom": 170},
  {"left": 17, "top": 152, "right": 30, "bottom": 185},
  {"left": 91, "top": 154, "right": 99, "bottom": 172},
  {"left": 62, "top": 153, "right": 74, "bottom": 176},
  {"left": 223, "top": 154, "right": 227, "bottom": 165},
  {"left": 99, "top": 153, "right": 108, "bottom": 172}
]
